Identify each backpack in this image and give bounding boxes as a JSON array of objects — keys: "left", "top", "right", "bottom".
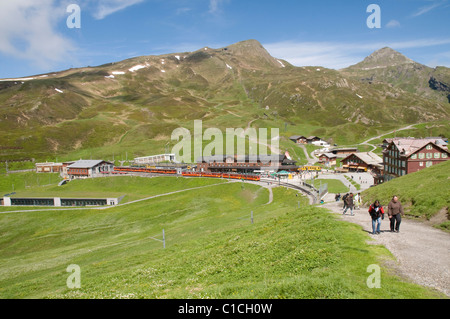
[{"left": 343, "top": 194, "right": 348, "bottom": 201}]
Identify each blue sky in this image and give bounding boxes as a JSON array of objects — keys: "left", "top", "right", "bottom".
[{"left": 1, "top": 0, "right": 449, "bottom": 78}]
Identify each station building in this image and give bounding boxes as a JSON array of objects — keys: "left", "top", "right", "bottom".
[{"left": 196, "top": 154, "right": 298, "bottom": 174}]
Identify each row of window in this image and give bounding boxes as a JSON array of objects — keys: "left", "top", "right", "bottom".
[
  {"left": 385, "top": 157, "right": 406, "bottom": 168},
  {"left": 385, "top": 161, "right": 434, "bottom": 175},
  {"left": 411, "top": 152, "right": 447, "bottom": 160},
  {"left": 70, "top": 169, "right": 88, "bottom": 174},
  {"left": 384, "top": 165, "right": 406, "bottom": 176}
]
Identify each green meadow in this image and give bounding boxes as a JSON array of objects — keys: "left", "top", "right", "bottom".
[{"left": 0, "top": 175, "right": 444, "bottom": 298}]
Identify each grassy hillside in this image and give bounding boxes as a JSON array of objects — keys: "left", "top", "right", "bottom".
[
  {"left": 362, "top": 160, "right": 450, "bottom": 230},
  {"left": 0, "top": 176, "right": 444, "bottom": 298}
]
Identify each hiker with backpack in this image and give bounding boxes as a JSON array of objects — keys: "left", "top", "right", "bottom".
[
  {"left": 342, "top": 193, "right": 354, "bottom": 216},
  {"left": 342, "top": 193, "right": 349, "bottom": 211},
  {"left": 368, "top": 200, "right": 384, "bottom": 235}
]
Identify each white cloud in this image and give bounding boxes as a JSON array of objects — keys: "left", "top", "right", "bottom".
[
  {"left": 264, "top": 38, "right": 450, "bottom": 69},
  {"left": 92, "top": 0, "right": 145, "bottom": 20},
  {"left": 208, "top": 0, "right": 229, "bottom": 14},
  {"left": 386, "top": 20, "right": 401, "bottom": 28},
  {"left": 0, "top": 0, "right": 74, "bottom": 69},
  {"left": 411, "top": 1, "right": 445, "bottom": 17}
]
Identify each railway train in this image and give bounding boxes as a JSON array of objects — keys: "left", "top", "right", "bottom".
[
  {"left": 113, "top": 166, "right": 260, "bottom": 181},
  {"left": 298, "top": 165, "right": 322, "bottom": 171},
  {"left": 182, "top": 171, "right": 260, "bottom": 181},
  {"left": 114, "top": 166, "right": 177, "bottom": 175}
]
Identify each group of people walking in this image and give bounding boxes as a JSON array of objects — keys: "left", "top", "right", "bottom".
[
  {"left": 335, "top": 192, "right": 362, "bottom": 216},
  {"left": 337, "top": 192, "right": 405, "bottom": 235},
  {"left": 368, "top": 196, "right": 404, "bottom": 234}
]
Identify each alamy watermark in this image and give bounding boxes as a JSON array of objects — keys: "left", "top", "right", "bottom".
[
  {"left": 366, "top": 264, "right": 381, "bottom": 289},
  {"left": 170, "top": 120, "right": 280, "bottom": 164},
  {"left": 66, "top": 4, "right": 81, "bottom": 29},
  {"left": 66, "top": 264, "right": 81, "bottom": 289},
  {"left": 367, "top": 4, "right": 381, "bottom": 29}
]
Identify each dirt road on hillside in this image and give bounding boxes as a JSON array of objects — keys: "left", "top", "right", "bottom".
[{"left": 322, "top": 199, "right": 450, "bottom": 296}]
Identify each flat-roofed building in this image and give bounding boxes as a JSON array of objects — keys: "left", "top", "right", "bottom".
[{"left": 133, "top": 154, "right": 177, "bottom": 165}]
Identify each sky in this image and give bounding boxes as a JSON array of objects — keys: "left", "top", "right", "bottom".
[{"left": 0, "top": 0, "right": 449, "bottom": 79}]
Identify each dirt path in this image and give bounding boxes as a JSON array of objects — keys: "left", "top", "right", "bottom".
[
  {"left": 322, "top": 198, "right": 450, "bottom": 296},
  {"left": 359, "top": 124, "right": 416, "bottom": 152}
]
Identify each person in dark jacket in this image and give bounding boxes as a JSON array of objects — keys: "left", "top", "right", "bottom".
[
  {"left": 342, "top": 193, "right": 349, "bottom": 211},
  {"left": 368, "top": 200, "right": 384, "bottom": 234},
  {"left": 388, "top": 195, "right": 404, "bottom": 233},
  {"left": 342, "top": 193, "right": 354, "bottom": 216}
]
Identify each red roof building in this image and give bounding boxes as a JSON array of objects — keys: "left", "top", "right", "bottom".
[{"left": 383, "top": 138, "right": 449, "bottom": 182}]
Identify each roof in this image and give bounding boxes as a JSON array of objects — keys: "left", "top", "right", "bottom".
[
  {"left": 387, "top": 138, "right": 449, "bottom": 157},
  {"left": 289, "top": 135, "right": 306, "bottom": 140},
  {"left": 342, "top": 152, "right": 383, "bottom": 167},
  {"left": 307, "top": 136, "right": 320, "bottom": 140},
  {"left": 320, "top": 152, "right": 337, "bottom": 158},
  {"left": 331, "top": 147, "right": 358, "bottom": 152},
  {"left": 68, "top": 160, "right": 113, "bottom": 169},
  {"left": 36, "top": 162, "right": 62, "bottom": 166}
]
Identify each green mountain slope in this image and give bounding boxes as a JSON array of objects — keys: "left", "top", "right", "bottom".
[
  {"left": 341, "top": 47, "right": 450, "bottom": 104},
  {"left": 0, "top": 40, "right": 449, "bottom": 163}
]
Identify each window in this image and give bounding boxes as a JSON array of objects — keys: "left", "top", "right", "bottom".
[
  {"left": 419, "top": 162, "right": 423, "bottom": 167},
  {"left": 411, "top": 154, "right": 417, "bottom": 159},
  {"left": 434, "top": 153, "right": 440, "bottom": 159},
  {"left": 426, "top": 145, "right": 432, "bottom": 150},
  {"left": 443, "top": 153, "right": 448, "bottom": 159},
  {"left": 426, "top": 161, "right": 432, "bottom": 168},
  {"left": 426, "top": 153, "right": 432, "bottom": 159},
  {"left": 418, "top": 153, "right": 425, "bottom": 159}
]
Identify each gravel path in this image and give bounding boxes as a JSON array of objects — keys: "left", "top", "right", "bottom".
[{"left": 322, "top": 198, "right": 450, "bottom": 296}]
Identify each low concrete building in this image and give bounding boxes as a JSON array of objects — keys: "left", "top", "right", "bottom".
[{"left": 2, "top": 196, "right": 123, "bottom": 207}]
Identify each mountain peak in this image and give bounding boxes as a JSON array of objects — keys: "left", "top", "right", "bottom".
[
  {"left": 348, "top": 47, "right": 415, "bottom": 70},
  {"left": 219, "top": 39, "right": 283, "bottom": 69}
]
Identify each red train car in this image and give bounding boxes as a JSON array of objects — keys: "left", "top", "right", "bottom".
[
  {"left": 114, "top": 167, "right": 177, "bottom": 175},
  {"left": 181, "top": 171, "right": 260, "bottom": 181}
]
